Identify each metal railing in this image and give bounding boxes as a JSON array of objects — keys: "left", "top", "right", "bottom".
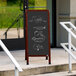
[
  {"left": 60, "top": 22, "right": 76, "bottom": 73},
  {"left": 0, "top": 40, "right": 23, "bottom": 76},
  {"left": 3, "top": 13, "right": 23, "bottom": 39}
]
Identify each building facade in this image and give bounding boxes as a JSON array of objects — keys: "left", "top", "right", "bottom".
[{"left": 47, "top": 0, "right": 76, "bottom": 47}]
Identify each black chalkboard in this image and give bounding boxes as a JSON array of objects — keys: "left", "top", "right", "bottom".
[{"left": 26, "top": 10, "right": 50, "bottom": 56}]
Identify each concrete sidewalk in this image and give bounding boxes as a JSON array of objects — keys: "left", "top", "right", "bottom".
[
  {"left": 0, "top": 48, "right": 76, "bottom": 70},
  {"left": 0, "top": 48, "right": 76, "bottom": 76}
]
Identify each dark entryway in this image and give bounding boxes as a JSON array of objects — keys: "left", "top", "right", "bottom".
[{"left": 47, "top": 0, "right": 56, "bottom": 47}]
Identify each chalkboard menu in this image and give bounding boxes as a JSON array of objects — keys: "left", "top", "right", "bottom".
[{"left": 25, "top": 10, "right": 51, "bottom": 64}]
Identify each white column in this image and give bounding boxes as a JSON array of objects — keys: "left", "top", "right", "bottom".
[
  {"left": 15, "top": 67, "right": 19, "bottom": 76},
  {"left": 68, "top": 32, "right": 72, "bottom": 73}
]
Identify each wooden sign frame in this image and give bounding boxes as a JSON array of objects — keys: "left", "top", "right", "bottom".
[{"left": 25, "top": 10, "right": 51, "bottom": 65}]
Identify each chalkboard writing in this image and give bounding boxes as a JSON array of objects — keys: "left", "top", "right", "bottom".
[{"left": 26, "top": 10, "right": 50, "bottom": 56}]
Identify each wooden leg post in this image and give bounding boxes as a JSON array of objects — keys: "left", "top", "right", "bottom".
[
  {"left": 25, "top": 51, "right": 26, "bottom": 60},
  {"left": 46, "top": 55, "right": 48, "bottom": 60},
  {"left": 27, "top": 56, "right": 29, "bottom": 65},
  {"left": 49, "top": 51, "right": 51, "bottom": 64}
]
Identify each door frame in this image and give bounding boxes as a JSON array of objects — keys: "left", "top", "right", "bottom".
[{"left": 51, "top": 0, "right": 56, "bottom": 47}]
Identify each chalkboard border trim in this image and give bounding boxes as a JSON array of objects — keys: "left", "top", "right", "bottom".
[
  {"left": 25, "top": 10, "right": 51, "bottom": 64},
  {"left": 25, "top": 10, "right": 29, "bottom": 64}
]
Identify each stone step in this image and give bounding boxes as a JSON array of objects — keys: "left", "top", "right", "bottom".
[
  {"left": 30, "top": 71, "right": 76, "bottom": 76},
  {"left": 0, "top": 63, "right": 76, "bottom": 76}
]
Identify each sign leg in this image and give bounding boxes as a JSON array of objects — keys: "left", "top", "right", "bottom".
[
  {"left": 27, "top": 56, "right": 29, "bottom": 65},
  {"left": 26, "top": 49, "right": 29, "bottom": 65},
  {"left": 49, "top": 51, "right": 51, "bottom": 64},
  {"left": 25, "top": 50, "right": 27, "bottom": 60},
  {"left": 46, "top": 55, "right": 48, "bottom": 60}
]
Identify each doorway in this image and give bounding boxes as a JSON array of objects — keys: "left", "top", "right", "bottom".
[{"left": 47, "top": 0, "right": 56, "bottom": 47}]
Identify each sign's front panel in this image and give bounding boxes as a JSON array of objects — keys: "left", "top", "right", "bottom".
[{"left": 26, "top": 10, "right": 50, "bottom": 55}]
